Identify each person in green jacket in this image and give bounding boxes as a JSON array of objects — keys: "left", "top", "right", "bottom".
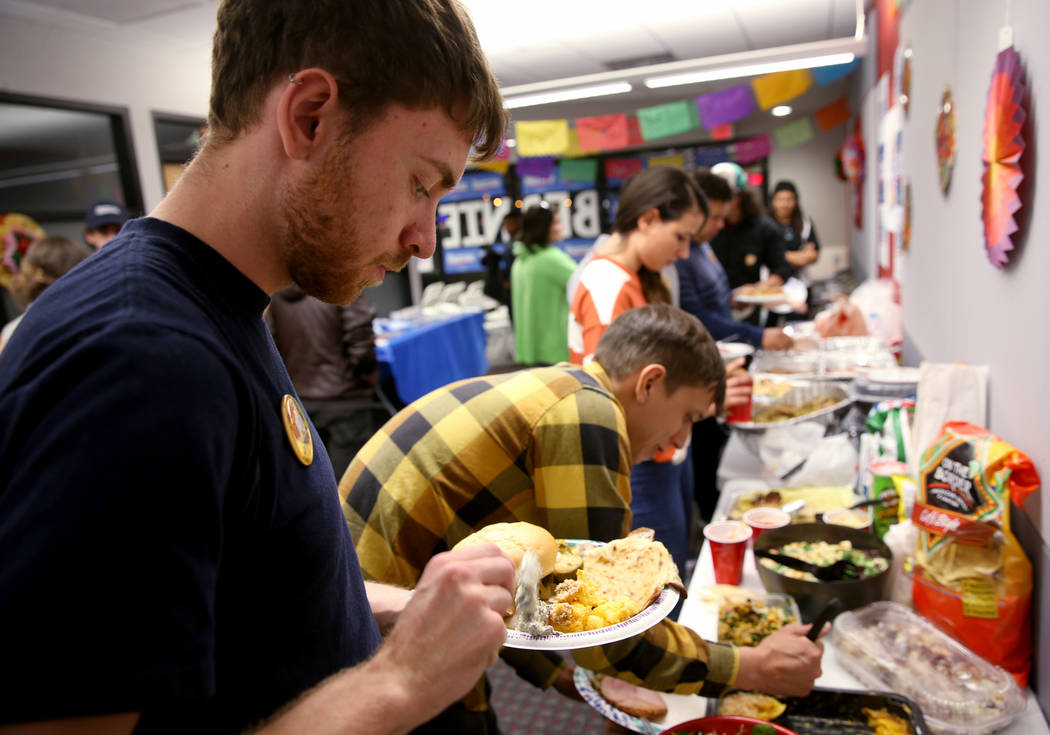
[{"left": 510, "top": 202, "right": 577, "bottom": 365}]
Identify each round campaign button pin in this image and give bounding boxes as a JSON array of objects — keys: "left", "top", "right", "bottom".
[{"left": 280, "top": 394, "right": 313, "bottom": 466}]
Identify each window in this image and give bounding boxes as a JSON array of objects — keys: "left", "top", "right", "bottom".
[
  {"left": 0, "top": 94, "right": 142, "bottom": 321},
  {"left": 153, "top": 113, "right": 205, "bottom": 193},
  {"left": 0, "top": 94, "right": 142, "bottom": 243}
]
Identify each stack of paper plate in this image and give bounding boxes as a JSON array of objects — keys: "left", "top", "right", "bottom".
[{"left": 851, "top": 367, "right": 919, "bottom": 402}]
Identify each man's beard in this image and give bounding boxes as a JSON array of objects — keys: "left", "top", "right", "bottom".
[{"left": 280, "top": 143, "right": 376, "bottom": 305}]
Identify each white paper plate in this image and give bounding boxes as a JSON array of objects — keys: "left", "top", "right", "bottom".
[
  {"left": 503, "top": 586, "right": 680, "bottom": 650},
  {"left": 503, "top": 538, "right": 680, "bottom": 650},
  {"left": 863, "top": 367, "right": 920, "bottom": 384},
  {"left": 573, "top": 667, "right": 709, "bottom": 734},
  {"left": 717, "top": 342, "right": 755, "bottom": 362},
  {"left": 734, "top": 292, "right": 788, "bottom": 305}
]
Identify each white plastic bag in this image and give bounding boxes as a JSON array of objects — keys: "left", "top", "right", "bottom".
[
  {"left": 884, "top": 519, "right": 918, "bottom": 607},
  {"left": 785, "top": 433, "right": 858, "bottom": 488},
  {"left": 847, "top": 277, "right": 902, "bottom": 345},
  {"left": 757, "top": 422, "right": 825, "bottom": 478}
]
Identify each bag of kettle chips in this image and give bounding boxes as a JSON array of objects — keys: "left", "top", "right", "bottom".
[{"left": 912, "top": 421, "right": 1039, "bottom": 685}]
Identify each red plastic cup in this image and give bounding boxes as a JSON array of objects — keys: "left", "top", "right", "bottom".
[
  {"left": 743, "top": 507, "right": 791, "bottom": 543},
  {"left": 725, "top": 371, "right": 754, "bottom": 424},
  {"left": 703, "top": 520, "right": 752, "bottom": 585}
]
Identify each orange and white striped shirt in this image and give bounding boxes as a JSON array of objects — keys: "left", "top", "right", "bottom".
[
  {"left": 568, "top": 255, "right": 681, "bottom": 463},
  {"left": 568, "top": 255, "right": 646, "bottom": 365}
]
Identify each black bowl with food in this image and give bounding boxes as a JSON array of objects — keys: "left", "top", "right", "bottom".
[{"left": 752, "top": 523, "right": 891, "bottom": 623}]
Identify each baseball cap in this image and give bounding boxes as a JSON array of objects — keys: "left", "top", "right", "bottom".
[
  {"left": 710, "top": 162, "right": 748, "bottom": 193},
  {"left": 85, "top": 200, "right": 130, "bottom": 230}
]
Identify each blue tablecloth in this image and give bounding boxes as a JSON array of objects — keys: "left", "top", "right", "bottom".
[{"left": 375, "top": 311, "right": 489, "bottom": 404}]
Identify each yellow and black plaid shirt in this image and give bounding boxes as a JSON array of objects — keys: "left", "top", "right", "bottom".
[{"left": 341, "top": 362, "right": 737, "bottom": 710}]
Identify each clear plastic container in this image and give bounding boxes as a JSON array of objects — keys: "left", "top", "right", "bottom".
[
  {"left": 714, "top": 590, "right": 800, "bottom": 647},
  {"left": 831, "top": 601, "right": 1025, "bottom": 735}
]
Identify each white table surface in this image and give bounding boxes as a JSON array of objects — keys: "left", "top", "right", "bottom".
[{"left": 678, "top": 539, "right": 1049, "bottom": 734}]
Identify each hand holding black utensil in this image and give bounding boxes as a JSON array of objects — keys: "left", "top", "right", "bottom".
[
  {"left": 806, "top": 597, "right": 841, "bottom": 640},
  {"left": 754, "top": 548, "right": 863, "bottom": 581}
]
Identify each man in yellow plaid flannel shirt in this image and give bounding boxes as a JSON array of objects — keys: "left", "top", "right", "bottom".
[{"left": 341, "top": 305, "right": 824, "bottom": 733}]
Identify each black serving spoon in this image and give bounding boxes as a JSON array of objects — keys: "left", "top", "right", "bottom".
[{"left": 754, "top": 548, "right": 864, "bottom": 581}]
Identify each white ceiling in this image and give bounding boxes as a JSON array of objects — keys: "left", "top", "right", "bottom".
[
  {"left": 5, "top": 0, "right": 860, "bottom": 118},
  {"left": 1, "top": 0, "right": 862, "bottom": 165}
]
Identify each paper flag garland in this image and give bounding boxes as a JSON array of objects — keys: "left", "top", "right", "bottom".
[
  {"left": 576, "top": 113, "right": 629, "bottom": 152},
  {"left": 734, "top": 134, "right": 772, "bottom": 165},
  {"left": 812, "top": 59, "right": 860, "bottom": 86},
  {"left": 516, "top": 157, "right": 555, "bottom": 178},
  {"left": 559, "top": 157, "right": 598, "bottom": 185},
  {"left": 695, "top": 85, "right": 756, "bottom": 129},
  {"left": 816, "top": 98, "right": 851, "bottom": 131},
  {"left": 981, "top": 45, "right": 1026, "bottom": 268},
  {"left": 694, "top": 146, "right": 730, "bottom": 169},
  {"left": 605, "top": 158, "right": 644, "bottom": 186},
  {"left": 774, "top": 117, "right": 814, "bottom": 149},
  {"left": 935, "top": 87, "right": 956, "bottom": 194},
  {"left": 473, "top": 160, "right": 510, "bottom": 174},
  {"left": 752, "top": 69, "right": 813, "bottom": 110},
  {"left": 515, "top": 120, "right": 570, "bottom": 157},
  {"left": 563, "top": 129, "right": 585, "bottom": 158},
  {"left": 637, "top": 100, "right": 700, "bottom": 140},
  {"left": 647, "top": 153, "right": 685, "bottom": 169},
  {"left": 711, "top": 123, "right": 733, "bottom": 141},
  {"left": 626, "top": 117, "right": 644, "bottom": 147}
]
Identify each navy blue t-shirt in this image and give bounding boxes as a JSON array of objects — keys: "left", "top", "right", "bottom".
[
  {"left": 0, "top": 218, "right": 382, "bottom": 732},
  {"left": 676, "top": 241, "right": 764, "bottom": 347}
]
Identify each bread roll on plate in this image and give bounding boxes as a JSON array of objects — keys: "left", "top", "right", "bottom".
[{"left": 452, "top": 522, "right": 558, "bottom": 577}]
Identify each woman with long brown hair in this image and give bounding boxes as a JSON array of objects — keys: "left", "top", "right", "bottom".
[
  {"left": 568, "top": 166, "right": 707, "bottom": 364},
  {"left": 770, "top": 179, "right": 821, "bottom": 281}
]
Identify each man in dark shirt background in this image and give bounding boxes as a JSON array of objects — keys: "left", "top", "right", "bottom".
[{"left": 267, "top": 287, "right": 388, "bottom": 476}]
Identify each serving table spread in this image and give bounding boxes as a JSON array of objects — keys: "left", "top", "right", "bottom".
[{"left": 678, "top": 527, "right": 1049, "bottom": 734}]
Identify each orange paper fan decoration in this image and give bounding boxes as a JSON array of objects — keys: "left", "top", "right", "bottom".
[{"left": 981, "top": 46, "right": 1026, "bottom": 268}]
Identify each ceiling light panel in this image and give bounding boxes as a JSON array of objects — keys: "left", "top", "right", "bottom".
[
  {"left": 503, "top": 82, "right": 633, "bottom": 109},
  {"left": 644, "top": 52, "right": 855, "bottom": 88}
]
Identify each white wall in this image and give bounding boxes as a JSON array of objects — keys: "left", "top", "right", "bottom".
[
  {"left": 0, "top": 11, "right": 212, "bottom": 210},
  {"left": 768, "top": 125, "right": 850, "bottom": 277},
  {"left": 879, "top": 0, "right": 1049, "bottom": 536},
  {"left": 852, "top": 0, "right": 1049, "bottom": 713}
]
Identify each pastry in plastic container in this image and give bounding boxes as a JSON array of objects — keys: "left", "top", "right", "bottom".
[{"left": 831, "top": 601, "right": 1025, "bottom": 735}]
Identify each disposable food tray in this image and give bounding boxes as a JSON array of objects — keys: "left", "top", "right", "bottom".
[
  {"left": 689, "top": 587, "right": 801, "bottom": 647},
  {"left": 732, "top": 380, "right": 851, "bottom": 431},
  {"left": 711, "top": 483, "right": 858, "bottom": 525},
  {"left": 751, "top": 336, "right": 896, "bottom": 378},
  {"left": 831, "top": 602, "right": 1025, "bottom": 734},
  {"left": 711, "top": 686, "right": 930, "bottom": 734}
]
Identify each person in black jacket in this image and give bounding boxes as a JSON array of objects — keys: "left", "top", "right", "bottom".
[
  {"left": 708, "top": 162, "right": 791, "bottom": 290},
  {"left": 480, "top": 207, "right": 522, "bottom": 306}
]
